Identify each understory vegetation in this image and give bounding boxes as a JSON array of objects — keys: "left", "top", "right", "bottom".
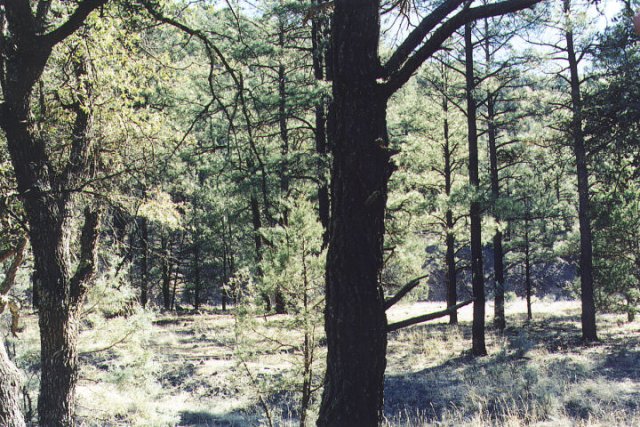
[{"left": 5, "top": 299, "right": 638, "bottom": 426}]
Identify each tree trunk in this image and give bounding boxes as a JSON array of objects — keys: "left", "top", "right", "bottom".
[
  {"left": 193, "top": 239, "right": 202, "bottom": 310},
  {"left": 443, "top": 95, "right": 458, "bottom": 325},
  {"left": 0, "top": 342, "right": 25, "bottom": 427},
  {"left": 161, "top": 235, "right": 172, "bottom": 310},
  {"left": 524, "top": 209, "right": 532, "bottom": 320},
  {"left": 311, "top": 2, "right": 331, "bottom": 248},
  {"left": 564, "top": 0, "right": 597, "bottom": 342},
  {"left": 487, "top": 93, "right": 505, "bottom": 330},
  {"left": 139, "top": 217, "right": 149, "bottom": 308},
  {"left": 317, "top": 0, "right": 393, "bottom": 424},
  {"left": 250, "top": 195, "right": 271, "bottom": 311},
  {"left": 465, "top": 22, "right": 487, "bottom": 356}
]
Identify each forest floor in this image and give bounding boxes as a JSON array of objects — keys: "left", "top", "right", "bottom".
[{"left": 9, "top": 298, "right": 640, "bottom": 426}]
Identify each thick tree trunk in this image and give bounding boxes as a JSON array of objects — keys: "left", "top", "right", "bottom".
[
  {"left": 1, "top": 6, "right": 105, "bottom": 425},
  {"left": 564, "top": 0, "right": 597, "bottom": 342},
  {"left": 465, "top": 22, "right": 487, "bottom": 356},
  {"left": 0, "top": 342, "right": 25, "bottom": 427},
  {"left": 317, "top": 0, "right": 392, "bottom": 424}
]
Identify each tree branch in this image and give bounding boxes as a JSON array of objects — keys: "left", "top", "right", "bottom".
[
  {"left": 382, "top": 0, "right": 466, "bottom": 77},
  {"left": 387, "top": 299, "right": 474, "bottom": 332},
  {"left": 384, "top": 0, "right": 541, "bottom": 96},
  {"left": 384, "top": 274, "right": 430, "bottom": 310},
  {"left": 70, "top": 207, "right": 101, "bottom": 305},
  {"left": 0, "top": 238, "right": 27, "bottom": 296},
  {"left": 43, "top": 0, "right": 109, "bottom": 47}
]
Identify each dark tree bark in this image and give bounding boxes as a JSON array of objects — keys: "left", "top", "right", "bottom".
[
  {"left": 274, "top": 9, "right": 289, "bottom": 314},
  {"left": 443, "top": 87, "right": 458, "bottom": 325},
  {"left": 250, "top": 195, "right": 271, "bottom": 311},
  {"left": 465, "top": 22, "right": 487, "bottom": 357},
  {"left": 564, "top": 0, "right": 597, "bottom": 342},
  {"left": 0, "top": 3, "right": 107, "bottom": 425},
  {"left": 139, "top": 217, "right": 149, "bottom": 308},
  {"left": 483, "top": 18, "right": 505, "bottom": 329},
  {"left": 317, "top": 1, "right": 391, "bottom": 424},
  {"left": 524, "top": 209, "right": 532, "bottom": 320},
  {"left": 318, "top": 0, "right": 541, "bottom": 422},
  {"left": 161, "top": 235, "right": 173, "bottom": 310},
  {"left": 311, "top": 0, "right": 331, "bottom": 248},
  {"left": 487, "top": 91, "right": 505, "bottom": 331},
  {"left": 193, "top": 238, "right": 202, "bottom": 310}
]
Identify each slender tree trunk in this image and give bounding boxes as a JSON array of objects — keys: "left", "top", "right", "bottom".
[
  {"left": 140, "top": 217, "right": 149, "bottom": 308},
  {"left": 161, "top": 235, "right": 172, "bottom": 310},
  {"left": 274, "top": 8, "right": 289, "bottom": 314},
  {"left": 487, "top": 93, "right": 505, "bottom": 330},
  {"left": 250, "top": 195, "right": 271, "bottom": 311},
  {"left": 193, "top": 239, "right": 202, "bottom": 310},
  {"left": 443, "top": 94, "right": 458, "bottom": 325},
  {"left": 564, "top": 0, "right": 597, "bottom": 342},
  {"left": 317, "top": 1, "right": 393, "bottom": 423},
  {"left": 465, "top": 22, "right": 487, "bottom": 356},
  {"left": 311, "top": 2, "right": 331, "bottom": 248},
  {"left": 524, "top": 213, "right": 532, "bottom": 320}
]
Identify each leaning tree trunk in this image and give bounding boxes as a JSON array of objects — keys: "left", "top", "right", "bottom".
[
  {"left": 317, "top": 0, "right": 393, "bottom": 424},
  {"left": 0, "top": 342, "right": 25, "bottom": 427},
  {"left": 465, "top": 22, "right": 487, "bottom": 356}
]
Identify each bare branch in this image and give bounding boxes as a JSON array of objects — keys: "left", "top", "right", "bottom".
[
  {"left": 384, "top": 0, "right": 541, "bottom": 96},
  {"left": 384, "top": 274, "right": 430, "bottom": 310},
  {"left": 387, "top": 299, "right": 474, "bottom": 332}
]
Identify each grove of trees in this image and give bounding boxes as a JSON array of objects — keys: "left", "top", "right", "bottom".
[{"left": 0, "top": 0, "right": 638, "bottom": 426}]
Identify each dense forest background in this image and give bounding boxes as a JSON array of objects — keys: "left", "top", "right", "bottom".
[{"left": 0, "top": 0, "right": 639, "bottom": 426}]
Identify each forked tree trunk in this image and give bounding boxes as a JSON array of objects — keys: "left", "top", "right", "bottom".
[{"left": 317, "top": 1, "right": 393, "bottom": 424}]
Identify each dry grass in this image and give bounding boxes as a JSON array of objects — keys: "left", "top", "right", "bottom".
[{"left": 6, "top": 298, "right": 640, "bottom": 426}]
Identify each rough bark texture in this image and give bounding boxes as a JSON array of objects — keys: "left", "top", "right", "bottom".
[
  {"left": 0, "top": 241, "right": 27, "bottom": 427},
  {"left": 465, "top": 22, "right": 487, "bottom": 356},
  {"left": 317, "top": 0, "right": 392, "bottom": 424},
  {"left": 564, "top": 0, "right": 597, "bottom": 342},
  {"left": 0, "top": 4, "right": 106, "bottom": 425},
  {"left": 0, "top": 342, "right": 25, "bottom": 427}
]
